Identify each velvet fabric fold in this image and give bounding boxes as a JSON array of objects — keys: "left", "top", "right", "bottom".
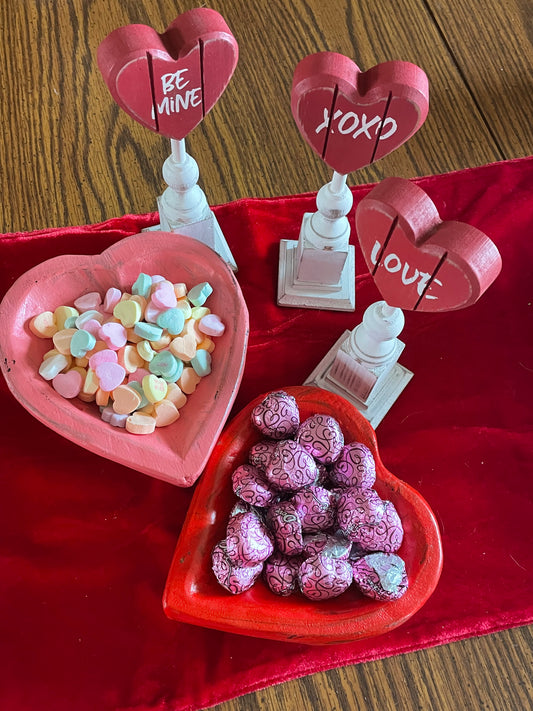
[{"left": 1, "top": 157, "right": 532, "bottom": 711}]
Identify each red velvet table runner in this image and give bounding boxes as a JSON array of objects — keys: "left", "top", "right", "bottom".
[{"left": 1, "top": 157, "right": 532, "bottom": 711}]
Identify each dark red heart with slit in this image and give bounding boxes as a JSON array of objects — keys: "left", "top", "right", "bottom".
[
  {"left": 356, "top": 177, "right": 502, "bottom": 311},
  {"left": 97, "top": 8, "right": 238, "bottom": 140},
  {"left": 291, "top": 52, "right": 429, "bottom": 175}
]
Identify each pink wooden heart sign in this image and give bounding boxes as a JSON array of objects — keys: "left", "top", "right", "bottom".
[
  {"left": 292, "top": 52, "right": 429, "bottom": 175},
  {"left": 355, "top": 177, "right": 502, "bottom": 311},
  {"left": 97, "top": 8, "right": 238, "bottom": 140},
  {"left": 0, "top": 232, "right": 248, "bottom": 487}
]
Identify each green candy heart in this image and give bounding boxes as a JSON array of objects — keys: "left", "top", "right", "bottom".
[
  {"left": 157, "top": 307, "right": 185, "bottom": 336},
  {"left": 70, "top": 328, "right": 96, "bottom": 358}
]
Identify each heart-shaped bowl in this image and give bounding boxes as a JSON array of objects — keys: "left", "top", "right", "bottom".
[
  {"left": 163, "top": 385, "right": 443, "bottom": 644},
  {"left": 0, "top": 231, "right": 248, "bottom": 487}
]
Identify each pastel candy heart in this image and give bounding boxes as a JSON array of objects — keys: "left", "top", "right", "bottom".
[
  {"left": 80, "top": 318, "right": 103, "bottom": 337},
  {"left": 70, "top": 328, "right": 96, "bottom": 358},
  {"left": 38, "top": 353, "right": 69, "bottom": 380},
  {"left": 157, "top": 307, "right": 185, "bottom": 336},
  {"left": 52, "top": 370, "right": 83, "bottom": 399},
  {"left": 97, "top": 8, "right": 238, "bottom": 140},
  {"left": 191, "top": 349, "right": 211, "bottom": 377},
  {"left": 89, "top": 348, "right": 118, "bottom": 370},
  {"left": 131, "top": 273, "right": 152, "bottom": 299},
  {"left": 99, "top": 321, "right": 128, "bottom": 350},
  {"left": 125, "top": 411, "right": 156, "bottom": 435},
  {"left": 149, "top": 350, "right": 183, "bottom": 381},
  {"left": 151, "top": 282, "right": 177, "bottom": 310},
  {"left": 113, "top": 299, "right": 142, "bottom": 328},
  {"left": 199, "top": 313, "right": 225, "bottom": 337},
  {"left": 112, "top": 384, "right": 143, "bottom": 415},
  {"left": 96, "top": 361, "right": 126, "bottom": 391},
  {"left": 169, "top": 333, "right": 197, "bottom": 361},
  {"left": 29, "top": 311, "right": 57, "bottom": 338},
  {"left": 142, "top": 374, "right": 168, "bottom": 403},
  {"left": 188, "top": 282, "right": 213, "bottom": 306},
  {"left": 73, "top": 291, "right": 102, "bottom": 312},
  {"left": 76, "top": 310, "right": 104, "bottom": 329},
  {"left": 355, "top": 177, "right": 502, "bottom": 311},
  {"left": 54, "top": 306, "right": 79, "bottom": 331},
  {"left": 103, "top": 287, "right": 122, "bottom": 313},
  {"left": 291, "top": 52, "right": 429, "bottom": 175}
]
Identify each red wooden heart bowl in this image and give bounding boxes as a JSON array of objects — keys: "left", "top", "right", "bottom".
[
  {"left": 163, "top": 386, "right": 443, "bottom": 644},
  {"left": 0, "top": 232, "right": 248, "bottom": 487}
]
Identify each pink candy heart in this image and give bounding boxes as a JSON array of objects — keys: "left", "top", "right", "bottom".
[
  {"left": 52, "top": 370, "right": 83, "bottom": 399},
  {"left": 151, "top": 282, "right": 177, "bottom": 309},
  {"left": 95, "top": 362, "right": 127, "bottom": 392},
  {"left": 199, "top": 313, "right": 225, "bottom": 337},
  {"left": 99, "top": 321, "right": 127, "bottom": 350}
]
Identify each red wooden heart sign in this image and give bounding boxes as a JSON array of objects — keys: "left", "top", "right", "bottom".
[
  {"left": 97, "top": 8, "right": 238, "bottom": 140},
  {"left": 356, "top": 177, "right": 502, "bottom": 311},
  {"left": 291, "top": 52, "right": 429, "bottom": 175}
]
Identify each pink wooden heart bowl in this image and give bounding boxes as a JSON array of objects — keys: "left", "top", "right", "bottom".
[
  {"left": 163, "top": 386, "right": 443, "bottom": 644},
  {"left": 0, "top": 232, "right": 248, "bottom": 487}
]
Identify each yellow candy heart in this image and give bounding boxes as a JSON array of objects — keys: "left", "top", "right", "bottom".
[
  {"left": 142, "top": 374, "right": 168, "bottom": 403},
  {"left": 113, "top": 299, "right": 142, "bottom": 328}
]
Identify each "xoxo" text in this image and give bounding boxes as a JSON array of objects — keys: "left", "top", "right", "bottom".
[{"left": 315, "top": 107, "right": 397, "bottom": 142}]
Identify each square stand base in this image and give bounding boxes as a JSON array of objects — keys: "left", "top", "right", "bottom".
[
  {"left": 304, "top": 330, "right": 414, "bottom": 428},
  {"left": 146, "top": 205, "right": 238, "bottom": 272},
  {"left": 277, "top": 239, "right": 355, "bottom": 311}
]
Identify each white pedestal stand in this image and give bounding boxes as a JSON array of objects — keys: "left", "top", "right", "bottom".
[
  {"left": 277, "top": 171, "right": 355, "bottom": 311},
  {"left": 304, "top": 301, "right": 413, "bottom": 427},
  {"left": 147, "top": 138, "right": 237, "bottom": 271}
]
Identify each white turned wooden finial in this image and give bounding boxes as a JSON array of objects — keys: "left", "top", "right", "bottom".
[
  {"left": 277, "top": 171, "right": 356, "bottom": 311},
  {"left": 348, "top": 301, "right": 405, "bottom": 365},
  {"left": 156, "top": 139, "right": 238, "bottom": 271}
]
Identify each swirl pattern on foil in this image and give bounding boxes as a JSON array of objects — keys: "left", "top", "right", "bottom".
[
  {"left": 264, "top": 551, "right": 303, "bottom": 596},
  {"left": 225, "top": 512, "right": 274, "bottom": 566},
  {"left": 211, "top": 539, "right": 263, "bottom": 594},
  {"left": 329, "top": 442, "right": 376, "bottom": 489},
  {"left": 352, "top": 552, "right": 408, "bottom": 601},
  {"left": 266, "top": 440, "right": 318, "bottom": 492},
  {"left": 349, "top": 501, "right": 404, "bottom": 553},
  {"left": 291, "top": 485, "right": 336, "bottom": 533},
  {"left": 299, "top": 553, "right": 353, "bottom": 600},
  {"left": 336, "top": 487, "right": 386, "bottom": 540},
  {"left": 248, "top": 439, "right": 277, "bottom": 471},
  {"left": 266, "top": 501, "right": 304, "bottom": 555},
  {"left": 250, "top": 391, "right": 300, "bottom": 440},
  {"left": 296, "top": 414, "right": 344, "bottom": 464},
  {"left": 232, "top": 464, "right": 278, "bottom": 508}
]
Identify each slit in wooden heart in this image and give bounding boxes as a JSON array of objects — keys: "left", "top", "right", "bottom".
[
  {"left": 291, "top": 52, "right": 429, "bottom": 175},
  {"left": 0, "top": 232, "right": 248, "bottom": 487},
  {"left": 356, "top": 177, "right": 503, "bottom": 311},
  {"left": 163, "top": 386, "right": 443, "bottom": 645},
  {"left": 97, "top": 8, "right": 238, "bottom": 139}
]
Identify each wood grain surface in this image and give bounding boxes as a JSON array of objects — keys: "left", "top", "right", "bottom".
[{"left": 1, "top": 1, "right": 532, "bottom": 709}]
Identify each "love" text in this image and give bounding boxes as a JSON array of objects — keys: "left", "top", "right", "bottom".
[{"left": 370, "top": 240, "right": 441, "bottom": 300}]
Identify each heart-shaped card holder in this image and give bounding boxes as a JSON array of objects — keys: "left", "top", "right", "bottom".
[
  {"left": 278, "top": 52, "right": 429, "bottom": 312},
  {"left": 163, "top": 386, "right": 443, "bottom": 645},
  {"left": 97, "top": 8, "right": 239, "bottom": 269},
  {"left": 356, "top": 177, "right": 503, "bottom": 312},
  {"left": 0, "top": 231, "right": 248, "bottom": 487}
]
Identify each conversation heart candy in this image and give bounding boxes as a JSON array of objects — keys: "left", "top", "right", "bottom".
[
  {"left": 95, "top": 361, "right": 126, "bottom": 391},
  {"left": 52, "top": 370, "right": 83, "bottom": 399}
]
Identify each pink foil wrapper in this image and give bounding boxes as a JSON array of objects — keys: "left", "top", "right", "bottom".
[
  {"left": 299, "top": 552, "right": 353, "bottom": 600},
  {"left": 351, "top": 552, "right": 408, "bottom": 601},
  {"left": 232, "top": 464, "right": 278, "bottom": 508},
  {"left": 266, "top": 501, "right": 304, "bottom": 556},
  {"left": 335, "top": 487, "right": 386, "bottom": 541},
  {"left": 265, "top": 439, "right": 318, "bottom": 492},
  {"left": 248, "top": 439, "right": 278, "bottom": 471},
  {"left": 329, "top": 442, "right": 376, "bottom": 489},
  {"left": 225, "top": 511, "right": 274, "bottom": 566},
  {"left": 296, "top": 414, "right": 344, "bottom": 464},
  {"left": 211, "top": 539, "right": 263, "bottom": 595},
  {"left": 250, "top": 390, "right": 300, "bottom": 440},
  {"left": 349, "top": 501, "right": 404, "bottom": 553},
  {"left": 263, "top": 551, "right": 303, "bottom": 596},
  {"left": 291, "top": 485, "right": 336, "bottom": 533}
]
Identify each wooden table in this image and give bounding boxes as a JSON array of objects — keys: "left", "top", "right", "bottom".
[{"left": 1, "top": 1, "right": 532, "bottom": 709}]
